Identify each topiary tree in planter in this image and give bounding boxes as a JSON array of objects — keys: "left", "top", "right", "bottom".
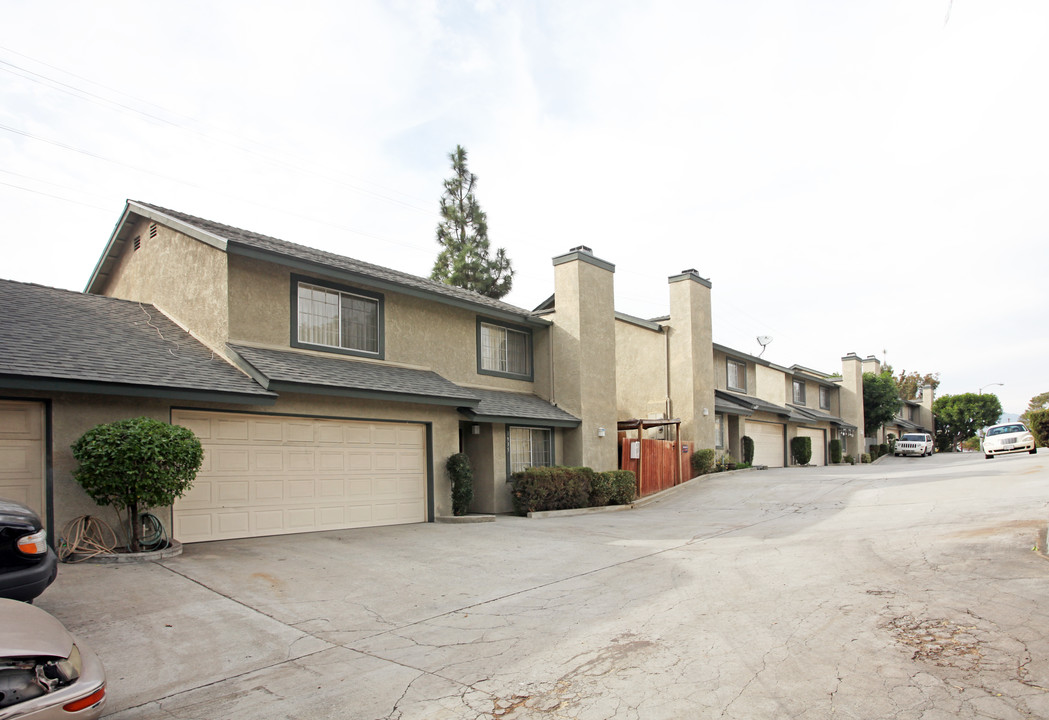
[
  {"left": 741, "top": 436, "right": 754, "bottom": 465},
  {"left": 446, "top": 452, "right": 474, "bottom": 516},
  {"left": 71, "top": 417, "right": 203, "bottom": 552},
  {"left": 790, "top": 436, "right": 812, "bottom": 466}
]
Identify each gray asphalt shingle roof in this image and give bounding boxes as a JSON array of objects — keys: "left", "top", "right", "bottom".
[
  {"left": 460, "top": 387, "right": 580, "bottom": 426},
  {"left": 229, "top": 344, "right": 480, "bottom": 405},
  {"left": 0, "top": 279, "right": 273, "bottom": 399},
  {"left": 133, "top": 201, "right": 539, "bottom": 323}
]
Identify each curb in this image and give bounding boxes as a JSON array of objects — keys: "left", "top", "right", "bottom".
[
  {"left": 527, "top": 504, "right": 634, "bottom": 519},
  {"left": 65, "top": 540, "right": 183, "bottom": 564},
  {"left": 435, "top": 514, "right": 497, "bottom": 523}
]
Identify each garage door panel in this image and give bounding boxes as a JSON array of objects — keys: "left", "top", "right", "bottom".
[
  {"left": 217, "top": 419, "right": 250, "bottom": 441},
  {"left": 0, "top": 401, "right": 45, "bottom": 519},
  {"left": 748, "top": 422, "right": 785, "bottom": 468},
  {"left": 173, "top": 411, "right": 427, "bottom": 542}
]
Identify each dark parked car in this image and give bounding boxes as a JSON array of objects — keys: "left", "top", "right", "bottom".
[{"left": 0, "top": 497, "right": 58, "bottom": 602}]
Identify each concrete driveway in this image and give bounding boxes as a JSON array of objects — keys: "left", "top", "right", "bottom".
[{"left": 38, "top": 450, "right": 1049, "bottom": 719}]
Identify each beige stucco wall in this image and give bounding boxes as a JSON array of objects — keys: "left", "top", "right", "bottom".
[
  {"left": 754, "top": 365, "right": 787, "bottom": 406},
  {"left": 714, "top": 350, "right": 755, "bottom": 394},
  {"left": 96, "top": 219, "right": 230, "bottom": 351},
  {"left": 550, "top": 252, "right": 618, "bottom": 471},
  {"left": 614, "top": 319, "right": 667, "bottom": 422},
  {"left": 666, "top": 274, "right": 715, "bottom": 450},
  {"left": 226, "top": 255, "right": 538, "bottom": 392},
  {"left": 839, "top": 354, "right": 865, "bottom": 453}
]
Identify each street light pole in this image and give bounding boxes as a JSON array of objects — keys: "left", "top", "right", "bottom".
[{"left": 979, "top": 382, "right": 1004, "bottom": 394}]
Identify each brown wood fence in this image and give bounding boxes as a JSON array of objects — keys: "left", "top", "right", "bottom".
[{"left": 619, "top": 436, "right": 693, "bottom": 497}]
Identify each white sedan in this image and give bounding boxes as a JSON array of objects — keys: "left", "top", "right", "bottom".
[{"left": 982, "top": 423, "right": 1038, "bottom": 459}]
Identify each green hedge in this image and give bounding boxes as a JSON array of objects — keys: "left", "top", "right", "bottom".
[
  {"left": 446, "top": 453, "right": 474, "bottom": 516},
  {"left": 691, "top": 448, "right": 716, "bottom": 476},
  {"left": 510, "top": 466, "right": 637, "bottom": 514},
  {"left": 605, "top": 470, "right": 637, "bottom": 505}
]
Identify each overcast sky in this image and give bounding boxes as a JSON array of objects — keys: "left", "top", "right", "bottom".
[{"left": 2, "top": 1, "right": 1046, "bottom": 414}]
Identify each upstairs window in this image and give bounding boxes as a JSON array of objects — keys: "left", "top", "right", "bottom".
[
  {"left": 727, "top": 359, "right": 746, "bottom": 392},
  {"left": 793, "top": 379, "right": 806, "bottom": 405},
  {"left": 478, "top": 319, "right": 532, "bottom": 379},
  {"left": 819, "top": 386, "right": 831, "bottom": 410},
  {"left": 294, "top": 278, "right": 383, "bottom": 358}
]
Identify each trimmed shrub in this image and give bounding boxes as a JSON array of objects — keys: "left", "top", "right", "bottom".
[
  {"left": 510, "top": 466, "right": 592, "bottom": 514},
  {"left": 605, "top": 470, "right": 637, "bottom": 505},
  {"left": 71, "top": 416, "right": 203, "bottom": 552},
  {"left": 589, "top": 470, "right": 612, "bottom": 507},
  {"left": 829, "top": 439, "right": 842, "bottom": 464},
  {"left": 869, "top": 444, "right": 881, "bottom": 460},
  {"left": 790, "top": 436, "right": 812, "bottom": 466},
  {"left": 861, "top": 453, "right": 871, "bottom": 463},
  {"left": 446, "top": 453, "right": 474, "bottom": 516},
  {"left": 691, "top": 448, "right": 716, "bottom": 476},
  {"left": 878, "top": 443, "right": 890, "bottom": 458},
  {"left": 741, "top": 436, "right": 755, "bottom": 465},
  {"left": 844, "top": 454, "right": 854, "bottom": 464}
]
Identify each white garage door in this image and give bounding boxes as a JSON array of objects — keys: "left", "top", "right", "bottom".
[
  {"left": 0, "top": 400, "right": 45, "bottom": 518},
  {"left": 747, "top": 421, "right": 785, "bottom": 468},
  {"left": 173, "top": 410, "right": 427, "bottom": 543},
  {"left": 797, "top": 428, "right": 826, "bottom": 466}
]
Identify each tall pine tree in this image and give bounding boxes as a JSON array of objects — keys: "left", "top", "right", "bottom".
[{"left": 430, "top": 145, "right": 513, "bottom": 299}]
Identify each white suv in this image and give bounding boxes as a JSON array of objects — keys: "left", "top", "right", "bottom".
[
  {"left": 894, "top": 433, "right": 934, "bottom": 457},
  {"left": 982, "top": 423, "right": 1038, "bottom": 459}
]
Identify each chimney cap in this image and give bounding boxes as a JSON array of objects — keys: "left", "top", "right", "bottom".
[{"left": 569, "top": 245, "right": 593, "bottom": 254}]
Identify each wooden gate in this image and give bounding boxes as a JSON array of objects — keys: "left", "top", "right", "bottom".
[{"left": 617, "top": 417, "right": 693, "bottom": 498}]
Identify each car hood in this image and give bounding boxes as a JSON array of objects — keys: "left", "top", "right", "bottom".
[
  {"left": 0, "top": 598, "right": 75, "bottom": 658},
  {"left": 0, "top": 497, "right": 43, "bottom": 530}
]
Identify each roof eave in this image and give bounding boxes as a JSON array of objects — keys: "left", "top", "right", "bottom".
[
  {"left": 0, "top": 376, "right": 277, "bottom": 405},
  {"left": 458, "top": 409, "right": 580, "bottom": 428},
  {"left": 267, "top": 380, "right": 480, "bottom": 408}
]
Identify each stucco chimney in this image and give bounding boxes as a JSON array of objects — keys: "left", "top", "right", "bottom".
[
  {"left": 839, "top": 353, "right": 865, "bottom": 455},
  {"left": 550, "top": 247, "right": 618, "bottom": 470},
  {"left": 666, "top": 269, "right": 714, "bottom": 450}
]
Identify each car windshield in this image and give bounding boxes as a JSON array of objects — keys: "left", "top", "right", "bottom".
[
  {"left": 988, "top": 425, "right": 1026, "bottom": 436},
  {"left": 901, "top": 434, "right": 926, "bottom": 441}
]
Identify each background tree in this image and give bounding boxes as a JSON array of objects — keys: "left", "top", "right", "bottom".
[
  {"left": 1020, "top": 391, "right": 1049, "bottom": 426},
  {"left": 1026, "top": 410, "right": 1049, "bottom": 448},
  {"left": 430, "top": 145, "right": 513, "bottom": 299},
  {"left": 932, "top": 393, "right": 1003, "bottom": 452},
  {"left": 892, "top": 369, "right": 941, "bottom": 400},
  {"left": 863, "top": 371, "right": 903, "bottom": 436}
]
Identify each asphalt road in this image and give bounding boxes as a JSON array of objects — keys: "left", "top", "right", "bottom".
[{"left": 40, "top": 450, "right": 1049, "bottom": 719}]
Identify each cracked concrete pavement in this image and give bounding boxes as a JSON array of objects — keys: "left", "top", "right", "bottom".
[{"left": 37, "top": 450, "right": 1049, "bottom": 719}]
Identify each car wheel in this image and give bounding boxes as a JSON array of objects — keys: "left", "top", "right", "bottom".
[
  {"left": 985, "top": 454, "right": 993, "bottom": 459},
  {"left": 1030, "top": 447, "right": 1038, "bottom": 455}
]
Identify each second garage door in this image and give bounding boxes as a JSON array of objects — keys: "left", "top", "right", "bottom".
[
  {"left": 173, "top": 410, "right": 427, "bottom": 543},
  {"left": 796, "top": 428, "right": 826, "bottom": 466},
  {"left": 747, "top": 421, "right": 785, "bottom": 468}
]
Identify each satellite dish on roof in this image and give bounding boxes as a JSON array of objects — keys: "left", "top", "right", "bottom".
[{"left": 756, "top": 336, "right": 773, "bottom": 358}]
